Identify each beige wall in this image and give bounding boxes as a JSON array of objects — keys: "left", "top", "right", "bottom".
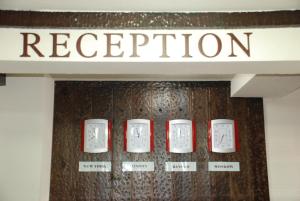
[
  {"left": 264, "top": 89, "right": 300, "bottom": 201},
  {"left": 1, "top": 76, "right": 300, "bottom": 201},
  {"left": 0, "top": 76, "right": 54, "bottom": 201}
]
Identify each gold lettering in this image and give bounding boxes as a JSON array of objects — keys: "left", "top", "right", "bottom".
[
  {"left": 76, "top": 33, "right": 98, "bottom": 58},
  {"left": 182, "top": 34, "right": 192, "bottom": 58},
  {"left": 130, "top": 33, "right": 149, "bottom": 57},
  {"left": 20, "top": 33, "right": 44, "bottom": 57},
  {"left": 228, "top": 32, "right": 252, "bottom": 57},
  {"left": 49, "top": 33, "right": 71, "bottom": 58},
  {"left": 198, "top": 33, "right": 222, "bottom": 58},
  {"left": 104, "top": 33, "right": 124, "bottom": 57},
  {"left": 153, "top": 34, "right": 176, "bottom": 58}
]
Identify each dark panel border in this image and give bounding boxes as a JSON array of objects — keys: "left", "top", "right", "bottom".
[
  {"left": 53, "top": 81, "right": 230, "bottom": 88},
  {"left": 0, "top": 10, "right": 300, "bottom": 28},
  {"left": 0, "top": 74, "right": 6, "bottom": 86}
]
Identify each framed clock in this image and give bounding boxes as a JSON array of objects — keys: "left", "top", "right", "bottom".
[
  {"left": 124, "top": 119, "right": 154, "bottom": 153},
  {"left": 80, "top": 119, "right": 112, "bottom": 153},
  {"left": 166, "top": 119, "right": 196, "bottom": 153},
  {"left": 208, "top": 119, "right": 239, "bottom": 153}
]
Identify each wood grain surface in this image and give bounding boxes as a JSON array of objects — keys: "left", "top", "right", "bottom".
[
  {"left": 1, "top": 10, "right": 300, "bottom": 28},
  {"left": 49, "top": 81, "right": 269, "bottom": 201}
]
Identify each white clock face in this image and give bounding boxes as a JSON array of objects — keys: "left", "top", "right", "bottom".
[
  {"left": 86, "top": 123, "right": 106, "bottom": 149},
  {"left": 213, "top": 123, "right": 233, "bottom": 148},
  {"left": 211, "top": 119, "right": 235, "bottom": 153},
  {"left": 127, "top": 119, "right": 151, "bottom": 153},
  {"left": 84, "top": 119, "right": 108, "bottom": 153},
  {"left": 169, "top": 120, "right": 193, "bottom": 153}
]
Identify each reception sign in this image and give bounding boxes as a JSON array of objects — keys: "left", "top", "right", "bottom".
[{"left": 0, "top": 27, "right": 300, "bottom": 62}]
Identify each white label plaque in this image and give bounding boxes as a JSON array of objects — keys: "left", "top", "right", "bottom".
[
  {"left": 79, "top": 161, "right": 111, "bottom": 172},
  {"left": 208, "top": 162, "right": 240, "bottom": 172},
  {"left": 165, "top": 162, "right": 197, "bottom": 172},
  {"left": 122, "top": 162, "right": 154, "bottom": 172}
]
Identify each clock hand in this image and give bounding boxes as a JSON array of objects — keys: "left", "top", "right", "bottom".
[
  {"left": 90, "top": 129, "right": 96, "bottom": 140},
  {"left": 219, "top": 134, "right": 224, "bottom": 145},
  {"left": 135, "top": 127, "right": 140, "bottom": 138},
  {"left": 94, "top": 127, "right": 99, "bottom": 139},
  {"left": 177, "top": 128, "right": 180, "bottom": 138}
]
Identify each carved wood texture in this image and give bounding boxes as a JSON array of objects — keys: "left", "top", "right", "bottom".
[{"left": 50, "top": 81, "right": 269, "bottom": 201}]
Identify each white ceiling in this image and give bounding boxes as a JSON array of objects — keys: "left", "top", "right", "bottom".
[{"left": 1, "top": 0, "right": 300, "bottom": 12}]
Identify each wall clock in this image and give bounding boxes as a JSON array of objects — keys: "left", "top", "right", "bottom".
[
  {"left": 166, "top": 119, "right": 196, "bottom": 153},
  {"left": 80, "top": 119, "right": 112, "bottom": 153},
  {"left": 124, "top": 119, "right": 154, "bottom": 153},
  {"left": 208, "top": 119, "right": 239, "bottom": 153}
]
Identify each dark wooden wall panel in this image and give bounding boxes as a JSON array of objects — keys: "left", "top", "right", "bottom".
[
  {"left": 129, "top": 87, "right": 153, "bottom": 200},
  {"left": 112, "top": 88, "right": 131, "bottom": 201},
  {"left": 1, "top": 10, "right": 300, "bottom": 28},
  {"left": 152, "top": 86, "right": 173, "bottom": 200},
  {"left": 169, "top": 87, "right": 193, "bottom": 201},
  {"left": 208, "top": 86, "right": 231, "bottom": 201},
  {"left": 191, "top": 87, "right": 210, "bottom": 201},
  {"left": 50, "top": 81, "right": 269, "bottom": 201}
]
